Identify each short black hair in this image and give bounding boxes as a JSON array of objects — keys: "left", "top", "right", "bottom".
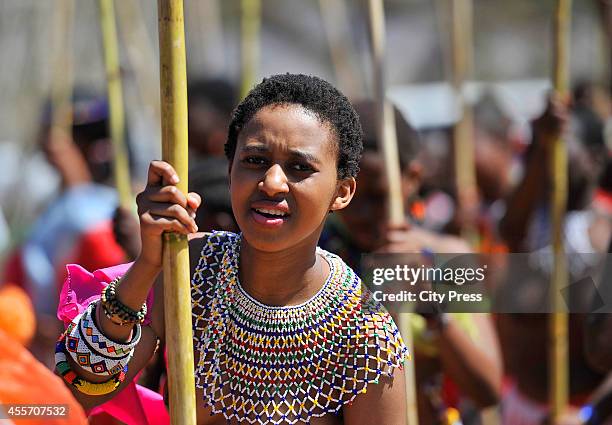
[{"left": 225, "top": 73, "right": 362, "bottom": 179}]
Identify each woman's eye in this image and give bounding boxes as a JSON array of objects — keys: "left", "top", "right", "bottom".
[
  {"left": 242, "top": 156, "right": 266, "bottom": 165},
  {"left": 291, "top": 163, "right": 314, "bottom": 172}
]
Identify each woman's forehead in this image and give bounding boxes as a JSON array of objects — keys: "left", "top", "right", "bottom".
[{"left": 239, "top": 103, "right": 337, "bottom": 155}]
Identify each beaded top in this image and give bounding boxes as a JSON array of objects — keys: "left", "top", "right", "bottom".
[{"left": 192, "top": 231, "right": 408, "bottom": 424}]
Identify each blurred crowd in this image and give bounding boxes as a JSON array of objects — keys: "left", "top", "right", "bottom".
[{"left": 0, "top": 74, "right": 610, "bottom": 425}]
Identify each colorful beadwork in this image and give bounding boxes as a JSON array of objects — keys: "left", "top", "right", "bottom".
[
  {"left": 55, "top": 323, "right": 128, "bottom": 396},
  {"left": 80, "top": 301, "right": 141, "bottom": 358},
  {"left": 101, "top": 278, "right": 147, "bottom": 325},
  {"left": 191, "top": 231, "right": 409, "bottom": 424},
  {"left": 65, "top": 303, "right": 138, "bottom": 376}
]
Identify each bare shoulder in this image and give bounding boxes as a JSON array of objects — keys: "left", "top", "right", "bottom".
[
  {"left": 343, "top": 294, "right": 408, "bottom": 423},
  {"left": 189, "top": 232, "right": 211, "bottom": 272},
  {"left": 342, "top": 365, "right": 407, "bottom": 424}
]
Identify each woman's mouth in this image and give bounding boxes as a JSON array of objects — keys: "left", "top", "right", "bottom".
[{"left": 250, "top": 207, "right": 290, "bottom": 227}]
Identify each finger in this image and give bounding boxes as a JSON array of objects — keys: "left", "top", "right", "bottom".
[
  {"left": 186, "top": 192, "right": 202, "bottom": 210},
  {"left": 142, "top": 214, "right": 193, "bottom": 235},
  {"left": 146, "top": 160, "right": 179, "bottom": 187},
  {"left": 187, "top": 206, "right": 197, "bottom": 220},
  {"left": 148, "top": 204, "right": 198, "bottom": 232},
  {"left": 145, "top": 186, "right": 188, "bottom": 208}
]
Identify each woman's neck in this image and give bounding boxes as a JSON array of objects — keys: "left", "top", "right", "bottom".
[{"left": 238, "top": 236, "right": 329, "bottom": 306}]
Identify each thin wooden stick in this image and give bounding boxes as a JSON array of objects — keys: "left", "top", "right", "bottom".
[
  {"left": 115, "top": 0, "right": 161, "bottom": 125},
  {"left": 240, "top": 0, "right": 261, "bottom": 99},
  {"left": 450, "top": 0, "right": 478, "bottom": 245},
  {"left": 50, "top": 0, "right": 75, "bottom": 136},
  {"left": 157, "top": 1, "right": 196, "bottom": 424},
  {"left": 367, "top": 1, "right": 418, "bottom": 423},
  {"left": 318, "top": 0, "right": 362, "bottom": 98},
  {"left": 99, "top": 0, "right": 132, "bottom": 209},
  {"left": 596, "top": 0, "right": 612, "bottom": 95},
  {"left": 549, "top": 0, "right": 572, "bottom": 421}
]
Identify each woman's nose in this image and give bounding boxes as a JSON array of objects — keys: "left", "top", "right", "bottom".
[{"left": 258, "top": 164, "right": 289, "bottom": 197}]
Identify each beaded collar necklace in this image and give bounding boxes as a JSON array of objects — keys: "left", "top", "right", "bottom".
[
  {"left": 192, "top": 232, "right": 408, "bottom": 424},
  {"left": 233, "top": 246, "right": 335, "bottom": 312}
]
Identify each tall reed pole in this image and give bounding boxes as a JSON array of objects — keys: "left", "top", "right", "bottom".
[
  {"left": 158, "top": 1, "right": 196, "bottom": 424},
  {"left": 115, "top": 0, "right": 161, "bottom": 125},
  {"left": 367, "top": 1, "right": 418, "bottom": 423},
  {"left": 318, "top": 0, "right": 362, "bottom": 98},
  {"left": 99, "top": 0, "right": 132, "bottom": 209},
  {"left": 450, "top": 0, "right": 478, "bottom": 244},
  {"left": 240, "top": 0, "right": 261, "bottom": 99},
  {"left": 50, "top": 0, "right": 75, "bottom": 137},
  {"left": 596, "top": 0, "right": 612, "bottom": 96},
  {"left": 549, "top": 0, "right": 572, "bottom": 422}
]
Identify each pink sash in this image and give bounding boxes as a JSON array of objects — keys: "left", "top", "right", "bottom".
[{"left": 57, "top": 263, "right": 170, "bottom": 425}]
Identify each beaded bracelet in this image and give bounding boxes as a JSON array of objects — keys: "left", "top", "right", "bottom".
[
  {"left": 81, "top": 302, "right": 141, "bottom": 358},
  {"left": 55, "top": 324, "right": 128, "bottom": 396},
  {"left": 65, "top": 304, "right": 139, "bottom": 376},
  {"left": 101, "top": 278, "right": 147, "bottom": 325}
]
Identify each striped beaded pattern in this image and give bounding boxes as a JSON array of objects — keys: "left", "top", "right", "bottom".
[
  {"left": 80, "top": 302, "right": 141, "bottom": 358},
  {"left": 55, "top": 323, "right": 128, "bottom": 396},
  {"left": 65, "top": 306, "right": 137, "bottom": 376},
  {"left": 192, "top": 232, "right": 409, "bottom": 424}
]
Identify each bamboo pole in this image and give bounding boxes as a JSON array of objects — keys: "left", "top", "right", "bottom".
[
  {"left": 367, "top": 1, "right": 418, "bottom": 424},
  {"left": 450, "top": 0, "right": 478, "bottom": 245},
  {"left": 596, "top": 0, "right": 612, "bottom": 96},
  {"left": 157, "top": 1, "right": 196, "bottom": 424},
  {"left": 318, "top": 0, "right": 362, "bottom": 98},
  {"left": 115, "top": 0, "right": 161, "bottom": 125},
  {"left": 549, "top": 0, "right": 572, "bottom": 422},
  {"left": 240, "top": 0, "right": 261, "bottom": 99},
  {"left": 50, "top": 0, "right": 75, "bottom": 137},
  {"left": 99, "top": 0, "right": 132, "bottom": 209}
]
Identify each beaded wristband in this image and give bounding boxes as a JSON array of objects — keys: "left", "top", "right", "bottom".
[
  {"left": 55, "top": 324, "right": 127, "bottom": 396},
  {"left": 81, "top": 302, "right": 141, "bottom": 358},
  {"left": 65, "top": 309, "right": 137, "bottom": 376},
  {"left": 101, "top": 278, "right": 147, "bottom": 325}
]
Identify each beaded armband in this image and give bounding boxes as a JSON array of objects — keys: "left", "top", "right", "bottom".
[
  {"left": 55, "top": 323, "right": 128, "bottom": 396},
  {"left": 101, "top": 277, "right": 147, "bottom": 325},
  {"left": 64, "top": 303, "right": 140, "bottom": 376}
]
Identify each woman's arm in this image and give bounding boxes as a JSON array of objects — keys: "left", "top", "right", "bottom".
[
  {"left": 65, "top": 272, "right": 165, "bottom": 409},
  {"left": 437, "top": 313, "right": 502, "bottom": 407},
  {"left": 59, "top": 160, "right": 201, "bottom": 407},
  {"left": 499, "top": 96, "right": 568, "bottom": 251},
  {"left": 343, "top": 366, "right": 407, "bottom": 425}
]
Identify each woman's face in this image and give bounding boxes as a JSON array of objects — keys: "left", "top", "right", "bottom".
[{"left": 230, "top": 103, "right": 353, "bottom": 252}]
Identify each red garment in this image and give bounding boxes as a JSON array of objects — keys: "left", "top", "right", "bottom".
[
  {"left": 2, "top": 250, "right": 26, "bottom": 291},
  {"left": 3, "top": 221, "right": 126, "bottom": 301},
  {"left": 60, "top": 221, "right": 126, "bottom": 286}
]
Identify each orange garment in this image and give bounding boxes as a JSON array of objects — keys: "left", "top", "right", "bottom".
[
  {"left": 0, "top": 285, "right": 35, "bottom": 347},
  {"left": 0, "top": 329, "right": 86, "bottom": 425}
]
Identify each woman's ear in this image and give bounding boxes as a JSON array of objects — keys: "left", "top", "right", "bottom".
[{"left": 330, "top": 177, "right": 356, "bottom": 212}]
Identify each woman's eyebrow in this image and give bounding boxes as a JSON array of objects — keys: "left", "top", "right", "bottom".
[
  {"left": 240, "top": 145, "right": 269, "bottom": 154},
  {"left": 241, "top": 144, "right": 321, "bottom": 164},
  {"left": 288, "top": 149, "right": 321, "bottom": 164}
]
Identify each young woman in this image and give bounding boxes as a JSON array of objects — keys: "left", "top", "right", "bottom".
[{"left": 57, "top": 74, "right": 408, "bottom": 424}]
